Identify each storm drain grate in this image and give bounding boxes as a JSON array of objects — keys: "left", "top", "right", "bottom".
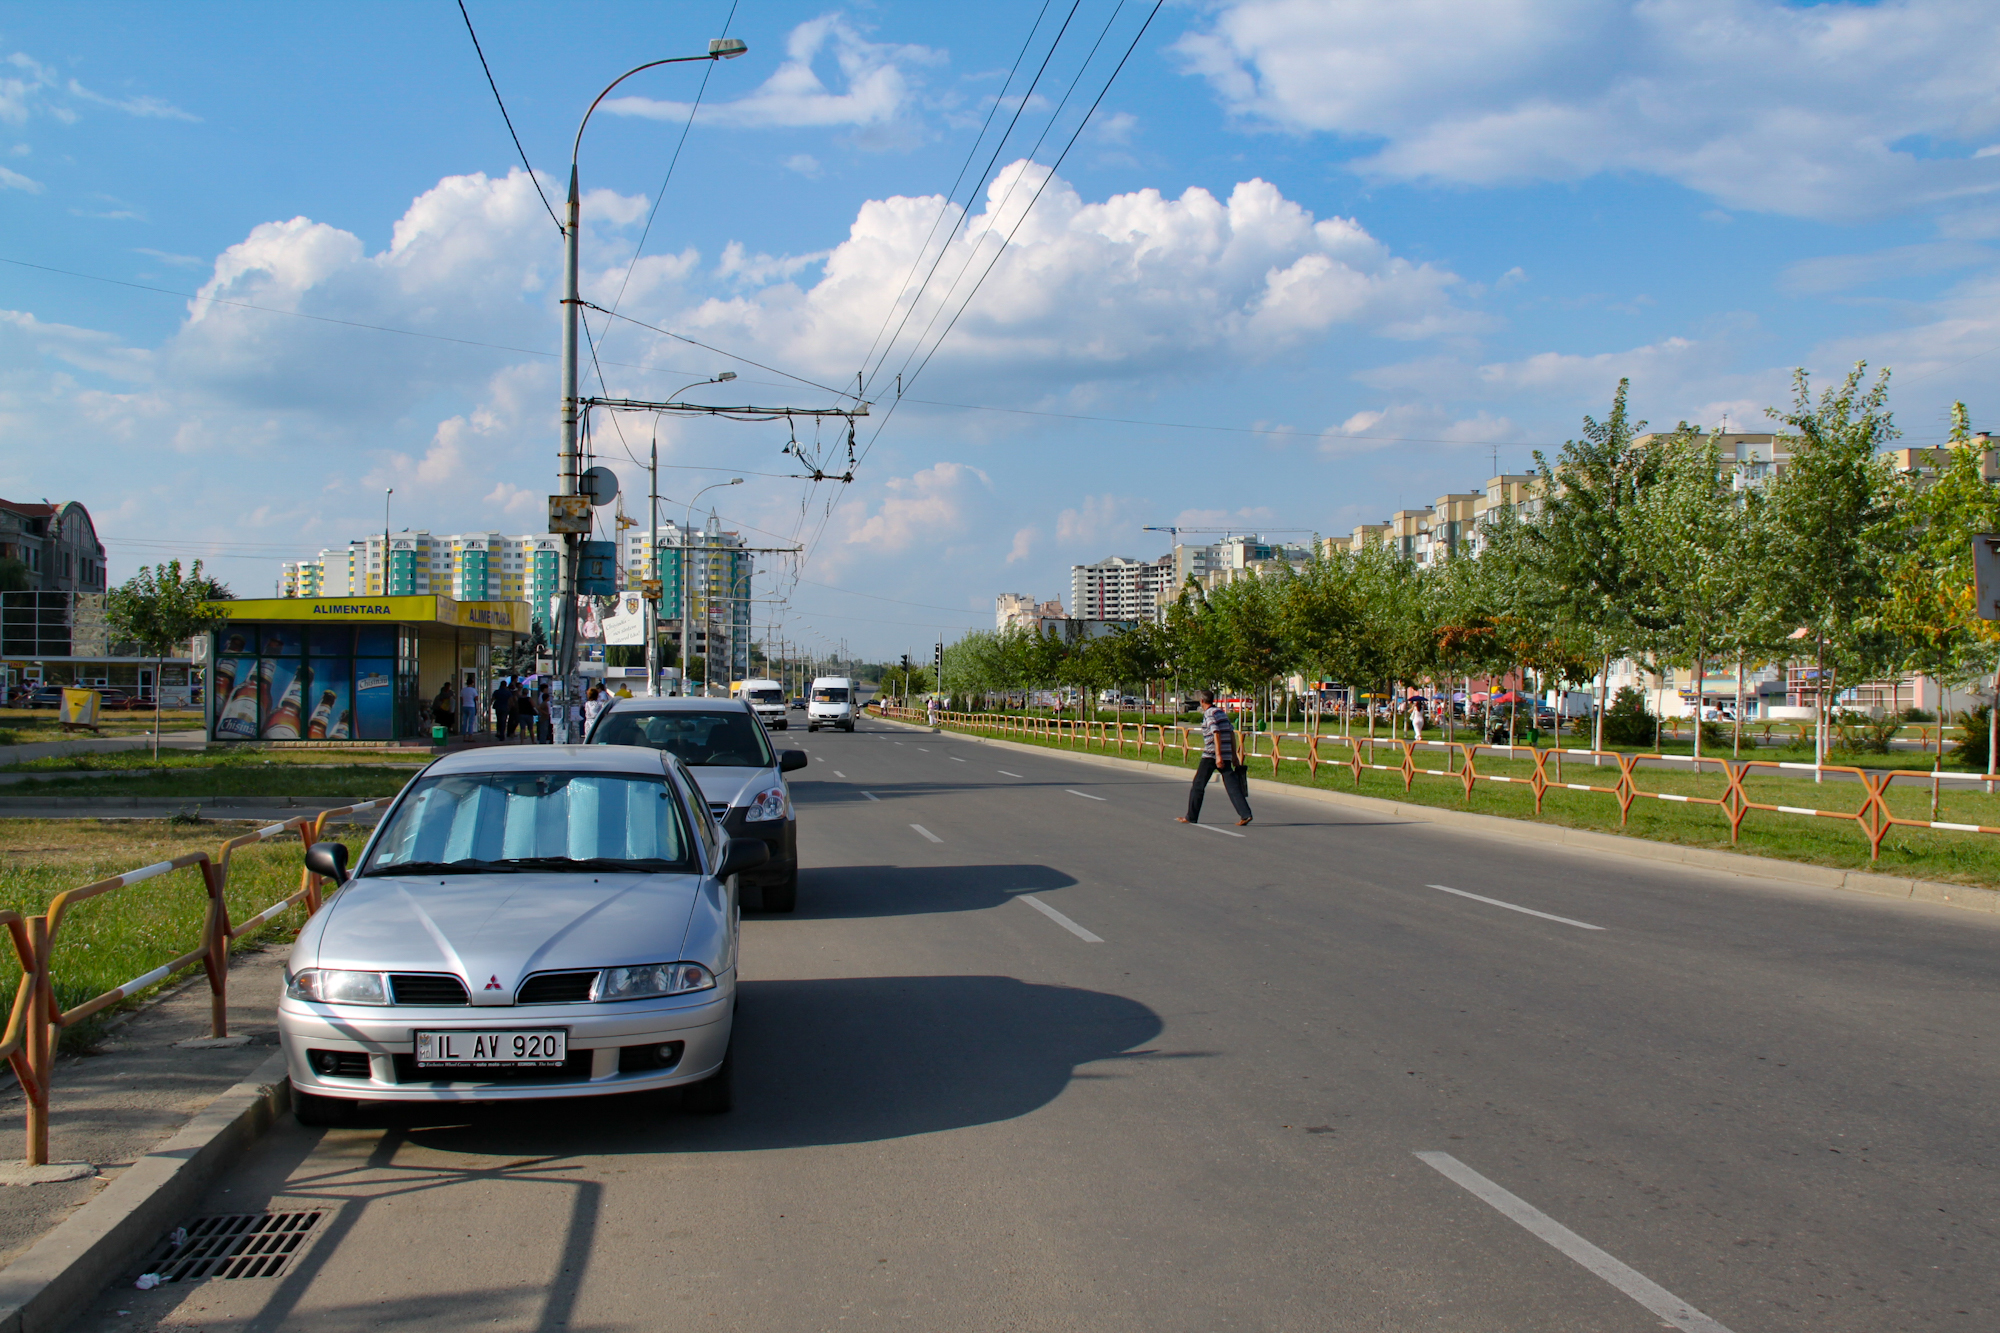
[{"left": 141, "top": 1211, "right": 327, "bottom": 1281}]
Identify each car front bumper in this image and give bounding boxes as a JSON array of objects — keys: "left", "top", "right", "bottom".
[{"left": 278, "top": 981, "right": 733, "bottom": 1103}]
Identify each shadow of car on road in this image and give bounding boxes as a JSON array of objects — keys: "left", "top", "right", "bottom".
[
  {"left": 746, "top": 862, "right": 1078, "bottom": 920},
  {"left": 338, "top": 974, "right": 1166, "bottom": 1157}
]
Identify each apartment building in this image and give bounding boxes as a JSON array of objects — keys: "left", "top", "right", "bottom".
[
  {"left": 1070, "top": 555, "right": 1174, "bottom": 622},
  {"left": 0, "top": 499, "right": 106, "bottom": 592},
  {"left": 997, "top": 593, "right": 1067, "bottom": 632}
]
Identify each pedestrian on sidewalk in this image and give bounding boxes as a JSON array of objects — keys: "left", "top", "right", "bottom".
[
  {"left": 493, "top": 678, "right": 516, "bottom": 740},
  {"left": 1176, "top": 688, "right": 1253, "bottom": 827},
  {"left": 432, "top": 681, "right": 455, "bottom": 733},
  {"left": 535, "top": 686, "right": 553, "bottom": 744},
  {"left": 460, "top": 674, "right": 479, "bottom": 735},
  {"left": 583, "top": 684, "right": 609, "bottom": 734}
]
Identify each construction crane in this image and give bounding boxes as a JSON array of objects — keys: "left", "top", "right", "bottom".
[{"left": 1142, "top": 525, "right": 1316, "bottom": 542}]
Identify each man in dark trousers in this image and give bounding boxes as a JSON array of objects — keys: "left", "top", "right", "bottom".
[
  {"left": 493, "top": 677, "right": 517, "bottom": 742},
  {"left": 1177, "top": 689, "right": 1253, "bottom": 827}
]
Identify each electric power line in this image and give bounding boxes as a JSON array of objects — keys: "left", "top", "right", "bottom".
[{"left": 456, "top": 0, "right": 562, "bottom": 231}]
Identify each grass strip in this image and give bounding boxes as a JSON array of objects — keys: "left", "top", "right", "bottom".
[
  {"left": 931, "top": 717, "right": 2000, "bottom": 889},
  {"left": 0, "top": 819, "right": 369, "bottom": 1051},
  {"left": 0, "top": 765, "right": 414, "bottom": 800}
]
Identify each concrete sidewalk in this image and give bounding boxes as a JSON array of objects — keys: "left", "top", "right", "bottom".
[{"left": 0, "top": 947, "right": 290, "bottom": 1269}]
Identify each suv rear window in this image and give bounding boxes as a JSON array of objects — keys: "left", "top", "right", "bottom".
[{"left": 592, "top": 709, "right": 775, "bottom": 768}]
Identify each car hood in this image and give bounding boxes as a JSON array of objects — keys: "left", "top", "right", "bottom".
[
  {"left": 682, "top": 765, "right": 772, "bottom": 808},
  {"left": 309, "top": 872, "right": 701, "bottom": 1005}
]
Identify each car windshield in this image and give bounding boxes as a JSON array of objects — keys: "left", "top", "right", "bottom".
[
  {"left": 592, "top": 709, "right": 775, "bottom": 768},
  {"left": 744, "top": 688, "right": 783, "bottom": 703},
  {"left": 365, "top": 771, "right": 693, "bottom": 874},
  {"left": 813, "top": 688, "right": 848, "bottom": 703}
]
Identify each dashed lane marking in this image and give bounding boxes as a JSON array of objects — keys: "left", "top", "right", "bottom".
[
  {"left": 1019, "top": 894, "right": 1104, "bottom": 943},
  {"left": 1426, "top": 884, "right": 1604, "bottom": 931},
  {"left": 1415, "top": 1153, "right": 1734, "bottom": 1333},
  {"left": 910, "top": 824, "right": 943, "bottom": 843},
  {"left": 833, "top": 771, "right": 846, "bottom": 778},
  {"left": 1066, "top": 789, "right": 1107, "bottom": 801},
  {"left": 998, "top": 770, "right": 1023, "bottom": 778},
  {"left": 1188, "top": 822, "right": 1245, "bottom": 838},
  {"left": 861, "top": 792, "right": 879, "bottom": 802}
]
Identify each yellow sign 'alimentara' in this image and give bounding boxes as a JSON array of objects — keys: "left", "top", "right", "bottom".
[{"left": 213, "top": 597, "right": 529, "bottom": 631}]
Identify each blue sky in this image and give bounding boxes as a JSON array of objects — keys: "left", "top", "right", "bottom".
[{"left": 6, "top": 1, "right": 2000, "bottom": 657}]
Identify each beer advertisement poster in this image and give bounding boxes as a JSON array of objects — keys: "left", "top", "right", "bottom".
[{"left": 356, "top": 660, "right": 394, "bottom": 738}]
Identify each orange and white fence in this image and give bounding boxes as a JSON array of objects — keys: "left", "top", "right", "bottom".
[
  {"left": 884, "top": 705, "right": 2000, "bottom": 869},
  {"left": 1, "top": 799, "right": 392, "bottom": 1165}
]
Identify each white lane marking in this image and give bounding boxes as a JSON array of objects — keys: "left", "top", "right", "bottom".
[
  {"left": 1019, "top": 894, "right": 1104, "bottom": 943},
  {"left": 833, "top": 770, "right": 846, "bottom": 778},
  {"left": 1415, "top": 1153, "right": 1735, "bottom": 1333},
  {"left": 861, "top": 791, "right": 880, "bottom": 802},
  {"left": 910, "top": 824, "right": 943, "bottom": 843},
  {"left": 1066, "top": 789, "right": 1107, "bottom": 801},
  {"left": 1426, "top": 884, "right": 1604, "bottom": 931},
  {"left": 1189, "top": 822, "right": 1245, "bottom": 838},
  {"left": 951, "top": 756, "right": 966, "bottom": 762},
  {"left": 917, "top": 747, "right": 930, "bottom": 751},
  {"left": 998, "top": 770, "right": 1023, "bottom": 778}
]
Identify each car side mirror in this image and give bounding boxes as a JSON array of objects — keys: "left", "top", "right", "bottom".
[
  {"left": 779, "top": 750, "right": 807, "bottom": 772},
  {"left": 305, "top": 841, "right": 349, "bottom": 886},
  {"left": 718, "top": 837, "right": 770, "bottom": 879}
]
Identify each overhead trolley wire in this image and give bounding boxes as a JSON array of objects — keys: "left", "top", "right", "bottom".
[
  {"left": 855, "top": 0, "right": 1067, "bottom": 395},
  {"left": 456, "top": 0, "right": 562, "bottom": 231}
]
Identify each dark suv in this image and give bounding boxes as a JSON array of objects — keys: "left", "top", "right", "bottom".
[{"left": 587, "top": 696, "right": 806, "bottom": 911}]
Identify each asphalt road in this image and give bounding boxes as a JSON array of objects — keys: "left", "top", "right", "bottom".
[{"left": 81, "top": 717, "right": 2000, "bottom": 1332}]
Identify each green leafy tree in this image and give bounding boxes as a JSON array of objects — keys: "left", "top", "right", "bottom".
[
  {"left": 1764, "top": 363, "right": 1901, "bottom": 773},
  {"left": 0, "top": 556, "right": 29, "bottom": 594},
  {"left": 105, "top": 559, "right": 233, "bottom": 758}
]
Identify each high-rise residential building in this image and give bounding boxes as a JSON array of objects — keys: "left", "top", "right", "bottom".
[
  {"left": 1070, "top": 555, "right": 1174, "bottom": 622},
  {"left": 618, "top": 513, "right": 752, "bottom": 680}
]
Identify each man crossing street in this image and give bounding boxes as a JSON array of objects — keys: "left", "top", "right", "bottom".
[{"left": 1177, "top": 689, "right": 1253, "bottom": 827}]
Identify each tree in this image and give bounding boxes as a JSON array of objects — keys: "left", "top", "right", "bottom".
[
  {"left": 1877, "top": 401, "right": 2000, "bottom": 796},
  {"left": 105, "top": 560, "right": 233, "bottom": 758},
  {"left": 1765, "top": 364, "right": 1901, "bottom": 776},
  {"left": 0, "top": 556, "right": 29, "bottom": 594},
  {"left": 1628, "top": 430, "right": 1761, "bottom": 761},
  {"left": 1525, "top": 379, "right": 1666, "bottom": 752}
]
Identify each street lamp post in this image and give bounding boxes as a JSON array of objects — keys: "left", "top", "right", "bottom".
[
  {"left": 645, "top": 375, "right": 735, "bottom": 696},
  {"left": 381, "top": 488, "right": 392, "bottom": 596},
  {"left": 555, "top": 36, "right": 748, "bottom": 730},
  {"left": 682, "top": 478, "right": 742, "bottom": 696}
]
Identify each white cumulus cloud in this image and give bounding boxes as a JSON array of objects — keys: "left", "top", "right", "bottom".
[{"left": 1176, "top": 0, "right": 2000, "bottom": 220}]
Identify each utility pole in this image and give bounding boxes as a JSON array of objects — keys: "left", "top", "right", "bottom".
[{"left": 552, "top": 36, "right": 748, "bottom": 733}]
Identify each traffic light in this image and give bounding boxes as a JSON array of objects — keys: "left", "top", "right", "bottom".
[
  {"left": 933, "top": 642, "right": 943, "bottom": 671},
  {"left": 901, "top": 654, "right": 910, "bottom": 671}
]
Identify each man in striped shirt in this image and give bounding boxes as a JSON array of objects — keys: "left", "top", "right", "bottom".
[{"left": 1177, "top": 689, "right": 1253, "bottom": 827}]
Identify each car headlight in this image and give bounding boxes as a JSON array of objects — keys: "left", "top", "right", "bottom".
[
  {"left": 286, "top": 969, "right": 389, "bottom": 1005},
  {"left": 591, "top": 962, "right": 716, "bottom": 1001},
  {"left": 742, "top": 782, "right": 790, "bottom": 823}
]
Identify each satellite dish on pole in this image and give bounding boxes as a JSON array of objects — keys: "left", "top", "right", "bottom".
[{"left": 580, "top": 466, "right": 619, "bottom": 507}]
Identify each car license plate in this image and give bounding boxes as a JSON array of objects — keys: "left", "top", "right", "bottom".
[{"left": 414, "top": 1029, "right": 567, "bottom": 1068}]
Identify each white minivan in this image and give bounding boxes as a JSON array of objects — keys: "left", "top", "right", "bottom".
[
  {"left": 732, "top": 677, "right": 789, "bottom": 730},
  {"left": 808, "top": 676, "right": 857, "bottom": 732}
]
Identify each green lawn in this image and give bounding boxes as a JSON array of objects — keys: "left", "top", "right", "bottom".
[
  {"left": 0, "top": 764, "right": 414, "bottom": 800},
  {"left": 0, "top": 708, "right": 206, "bottom": 744},
  {"left": 1, "top": 746, "right": 427, "bottom": 775},
  {"left": 927, "top": 714, "right": 2000, "bottom": 889},
  {"left": 0, "top": 819, "right": 371, "bottom": 1050}
]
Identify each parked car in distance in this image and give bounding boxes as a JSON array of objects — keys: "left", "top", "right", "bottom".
[
  {"left": 588, "top": 696, "right": 805, "bottom": 912},
  {"left": 790, "top": 697, "right": 806, "bottom": 710},
  {"left": 282, "top": 743, "right": 767, "bottom": 1126}
]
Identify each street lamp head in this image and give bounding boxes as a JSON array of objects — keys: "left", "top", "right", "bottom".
[
  {"left": 709, "top": 37, "right": 748, "bottom": 58},
  {"left": 729, "top": 477, "right": 744, "bottom": 485},
  {"left": 716, "top": 371, "right": 737, "bottom": 382}
]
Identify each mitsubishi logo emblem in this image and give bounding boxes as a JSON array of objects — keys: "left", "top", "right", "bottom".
[{"left": 484, "top": 975, "right": 502, "bottom": 990}]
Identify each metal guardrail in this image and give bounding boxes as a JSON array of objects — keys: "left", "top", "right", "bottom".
[
  {"left": 3, "top": 798, "right": 394, "bottom": 1164},
  {"left": 886, "top": 705, "right": 2000, "bottom": 870}
]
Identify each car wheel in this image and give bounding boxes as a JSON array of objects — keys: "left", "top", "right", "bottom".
[
  {"left": 682, "top": 1046, "right": 734, "bottom": 1114},
  {"left": 808, "top": 723, "right": 818, "bottom": 732},
  {"left": 294, "top": 1092, "right": 351, "bottom": 1127},
  {"left": 760, "top": 869, "right": 797, "bottom": 913}
]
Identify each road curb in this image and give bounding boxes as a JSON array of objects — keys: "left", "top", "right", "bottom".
[
  {"left": 886, "top": 718, "right": 2000, "bottom": 916},
  {"left": 0, "top": 1051, "right": 290, "bottom": 1333}
]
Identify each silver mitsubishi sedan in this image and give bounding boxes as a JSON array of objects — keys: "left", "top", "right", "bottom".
[{"left": 281, "top": 743, "right": 767, "bottom": 1125}]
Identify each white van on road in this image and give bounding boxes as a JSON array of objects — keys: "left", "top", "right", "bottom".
[
  {"left": 732, "top": 677, "right": 789, "bottom": 730},
  {"left": 808, "top": 676, "right": 857, "bottom": 732}
]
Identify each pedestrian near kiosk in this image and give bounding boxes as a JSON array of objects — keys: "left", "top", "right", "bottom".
[
  {"left": 460, "top": 674, "right": 478, "bottom": 735},
  {"left": 535, "top": 687, "right": 553, "bottom": 744},
  {"left": 1177, "top": 689, "right": 1253, "bottom": 827},
  {"left": 493, "top": 678, "right": 516, "bottom": 740}
]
